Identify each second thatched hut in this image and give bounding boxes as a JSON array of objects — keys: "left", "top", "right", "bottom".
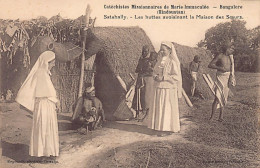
[{"left": 173, "top": 42, "right": 215, "bottom": 99}]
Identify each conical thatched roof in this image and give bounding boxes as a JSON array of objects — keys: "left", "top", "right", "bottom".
[{"left": 85, "top": 26, "right": 155, "bottom": 85}]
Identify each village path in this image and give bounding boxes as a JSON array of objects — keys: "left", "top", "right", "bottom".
[{"left": 0, "top": 99, "right": 194, "bottom": 168}]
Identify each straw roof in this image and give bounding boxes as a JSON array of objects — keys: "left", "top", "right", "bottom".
[
  {"left": 85, "top": 26, "right": 155, "bottom": 86},
  {"left": 85, "top": 27, "right": 215, "bottom": 99}
]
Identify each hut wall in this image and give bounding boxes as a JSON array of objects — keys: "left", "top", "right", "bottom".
[
  {"left": 51, "top": 60, "right": 78, "bottom": 113},
  {"left": 51, "top": 58, "right": 94, "bottom": 113}
]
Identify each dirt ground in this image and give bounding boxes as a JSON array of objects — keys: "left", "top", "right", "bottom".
[{"left": 0, "top": 72, "right": 259, "bottom": 168}]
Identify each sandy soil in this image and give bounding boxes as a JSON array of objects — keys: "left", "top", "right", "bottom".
[{"left": 0, "top": 72, "right": 259, "bottom": 168}]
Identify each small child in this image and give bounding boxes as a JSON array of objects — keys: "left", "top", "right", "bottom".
[{"left": 189, "top": 56, "right": 201, "bottom": 96}]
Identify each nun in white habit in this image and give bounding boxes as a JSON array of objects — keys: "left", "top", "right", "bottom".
[
  {"left": 147, "top": 41, "right": 182, "bottom": 135},
  {"left": 16, "top": 50, "right": 59, "bottom": 157}
]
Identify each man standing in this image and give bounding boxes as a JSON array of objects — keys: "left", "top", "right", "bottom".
[
  {"left": 189, "top": 55, "right": 201, "bottom": 96},
  {"left": 133, "top": 45, "right": 157, "bottom": 120},
  {"left": 208, "top": 46, "right": 235, "bottom": 121}
]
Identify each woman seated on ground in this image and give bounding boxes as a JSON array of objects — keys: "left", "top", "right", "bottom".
[{"left": 72, "top": 86, "right": 105, "bottom": 133}]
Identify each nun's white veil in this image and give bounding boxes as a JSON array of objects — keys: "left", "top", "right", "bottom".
[
  {"left": 160, "top": 41, "right": 182, "bottom": 98},
  {"left": 16, "top": 50, "right": 57, "bottom": 111}
]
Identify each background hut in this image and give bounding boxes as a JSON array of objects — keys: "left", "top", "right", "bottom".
[
  {"left": 85, "top": 26, "right": 155, "bottom": 120},
  {"left": 173, "top": 42, "right": 215, "bottom": 99}
]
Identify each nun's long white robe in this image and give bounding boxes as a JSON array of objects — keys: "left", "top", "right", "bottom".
[
  {"left": 147, "top": 42, "right": 182, "bottom": 133},
  {"left": 148, "top": 57, "right": 181, "bottom": 132},
  {"left": 29, "top": 69, "right": 59, "bottom": 157},
  {"left": 16, "top": 51, "right": 59, "bottom": 157}
]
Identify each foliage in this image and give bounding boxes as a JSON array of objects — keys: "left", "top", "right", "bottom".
[
  {"left": 202, "top": 20, "right": 259, "bottom": 72},
  {"left": 196, "top": 40, "right": 206, "bottom": 48}
]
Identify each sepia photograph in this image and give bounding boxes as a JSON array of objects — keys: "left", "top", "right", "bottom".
[{"left": 0, "top": 0, "right": 259, "bottom": 167}]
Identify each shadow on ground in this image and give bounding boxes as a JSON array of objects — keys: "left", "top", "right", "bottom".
[{"left": 1, "top": 141, "right": 40, "bottom": 162}]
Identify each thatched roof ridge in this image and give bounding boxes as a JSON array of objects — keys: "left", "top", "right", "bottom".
[
  {"left": 86, "top": 26, "right": 155, "bottom": 85},
  {"left": 173, "top": 42, "right": 213, "bottom": 67}
]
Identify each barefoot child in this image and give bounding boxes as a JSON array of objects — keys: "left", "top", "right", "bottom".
[{"left": 189, "top": 55, "right": 201, "bottom": 96}]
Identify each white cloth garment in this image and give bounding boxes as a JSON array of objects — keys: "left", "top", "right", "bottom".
[
  {"left": 30, "top": 98, "right": 59, "bottom": 156},
  {"left": 148, "top": 88, "right": 180, "bottom": 132},
  {"left": 148, "top": 42, "right": 182, "bottom": 132},
  {"left": 191, "top": 71, "right": 198, "bottom": 81},
  {"left": 16, "top": 50, "right": 59, "bottom": 157},
  {"left": 214, "top": 71, "right": 230, "bottom": 109}
]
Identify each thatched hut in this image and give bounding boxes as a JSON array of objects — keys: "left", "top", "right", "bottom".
[
  {"left": 173, "top": 42, "right": 215, "bottom": 99},
  {"left": 84, "top": 27, "right": 155, "bottom": 119}
]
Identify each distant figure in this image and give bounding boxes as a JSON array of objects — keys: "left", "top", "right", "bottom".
[
  {"left": 148, "top": 41, "right": 182, "bottom": 136},
  {"left": 72, "top": 86, "right": 105, "bottom": 133},
  {"left": 16, "top": 50, "right": 60, "bottom": 158},
  {"left": 189, "top": 55, "right": 201, "bottom": 96},
  {"left": 133, "top": 45, "right": 157, "bottom": 120},
  {"left": 208, "top": 45, "right": 236, "bottom": 122},
  {"left": 5, "top": 89, "right": 13, "bottom": 102}
]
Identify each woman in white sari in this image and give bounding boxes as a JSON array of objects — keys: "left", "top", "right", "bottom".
[
  {"left": 148, "top": 41, "right": 182, "bottom": 136},
  {"left": 16, "top": 49, "right": 59, "bottom": 158}
]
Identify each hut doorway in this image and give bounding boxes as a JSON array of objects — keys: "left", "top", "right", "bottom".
[{"left": 94, "top": 52, "right": 125, "bottom": 120}]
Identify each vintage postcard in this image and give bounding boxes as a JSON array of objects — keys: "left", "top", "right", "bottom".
[{"left": 0, "top": 0, "right": 259, "bottom": 167}]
